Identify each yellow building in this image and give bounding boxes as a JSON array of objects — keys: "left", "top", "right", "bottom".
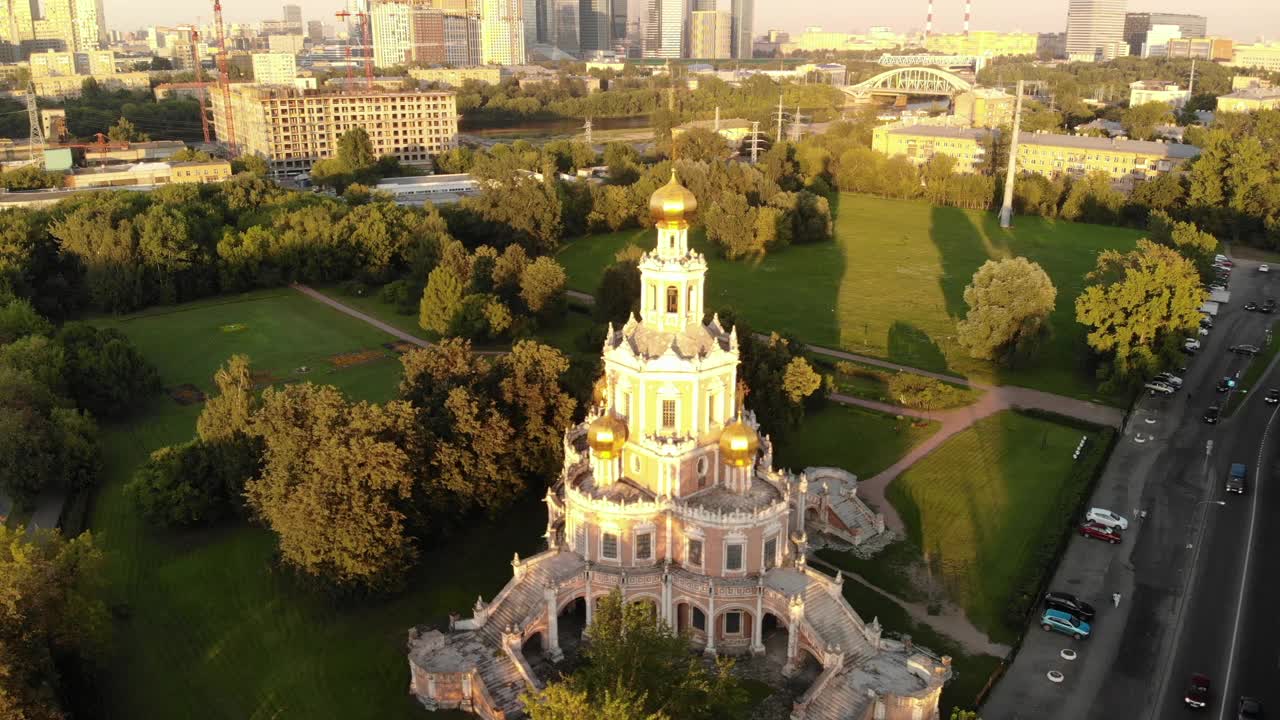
[
  {"left": 209, "top": 85, "right": 458, "bottom": 173},
  {"left": 251, "top": 52, "right": 298, "bottom": 85},
  {"left": 29, "top": 50, "right": 76, "bottom": 77},
  {"left": 924, "top": 31, "right": 1039, "bottom": 58},
  {"left": 673, "top": 118, "right": 753, "bottom": 146},
  {"left": 689, "top": 10, "right": 732, "bottom": 59},
  {"left": 1229, "top": 43, "right": 1280, "bottom": 72},
  {"left": 409, "top": 66, "right": 502, "bottom": 86},
  {"left": 1015, "top": 132, "right": 1200, "bottom": 190},
  {"left": 31, "top": 71, "right": 149, "bottom": 99},
  {"left": 872, "top": 124, "right": 989, "bottom": 172},
  {"left": 1216, "top": 87, "right": 1280, "bottom": 113},
  {"left": 954, "top": 88, "right": 1015, "bottom": 128},
  {"left": 170, "top": 160, "right": 232, "bottom": 184}
]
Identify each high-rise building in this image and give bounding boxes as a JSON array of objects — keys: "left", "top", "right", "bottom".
[
  {"left": 72, "top": 0, "right": 104, "bottom": 51},
  {"left": 688, "top": 9, "right": 729, "bottom": 58},
  {"left": 644, "top": 0, "right": 683, "bottom": 58},
  {"left": 1065, "top": 0, "right": 1127, "bottom": 62},
  {"left": 579, "top": 0, "right": 610, "bottom": 55},
  {"left": 442, "top": 12, "right": 482, "bottom": 65},
  {"left": 252, "top": 51, "right": 298, "bottom": 84},
  {"left": 550, "top": 0, "right": 578, "bottom": 54},
  {"left": 1134, "top": 23, "right": 1181, "bottom": 58},
  {"left": 729, "top": 0, "right": 751, "bottom": 59},
  {"left": 372, "top": 1, "right": 479, "bottom": 67},
  {"left": 521, "top": 0, "right": 537, "bottom": 50},
  {"left": 283, "top": 4, "right": 303, "bottom": 27},
  {"left": 1122, "top": 11, "right": 1205, "bottom": 55},
  {"left": 480, "top": 0, "right": 524, "bottom": 63},
  {"left": 307, "top": 19, "right": 324, "bottom": 41},
  {"left": 0, "top": 0, "right": 38, "bottom": 52},
  {"left": 610, "top": 0, "right": 627, "bottom": 46},
  {"left": 209, "top": 85, "right": 458, "bottom": 173}
]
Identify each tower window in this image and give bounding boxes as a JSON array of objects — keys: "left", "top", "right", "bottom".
[
  {"left": 725, "top": 611, "right": 742, "bottom": 635},
  {"left": 764, "top": 536, "right": 778, "bottom": 571},
  {"left": 687, "top": 286, "right": 694, "bottom": 312},
  {"left": 692, "top": 606, "right": 706, "bottom": 631},
  {"left": 662, "top": 400, "right": 676, "bottom": 429},
  {"left": 666, "top": 286, "right": 678, "bottom": 313},
  {"left": 708, "top": 394, "right": 717, "bottom": 425},
  {"left": 726, "top": 543, "right": 743, "bottom": 571},
  {"left": 635, "top": 532, "right": 652, "bottom": 561},
  {"left": 687, "top": 539, "right": 703, "bottom": 567},
  {"left": 602, "top": 532, "right": 618, "bottom": 560}
]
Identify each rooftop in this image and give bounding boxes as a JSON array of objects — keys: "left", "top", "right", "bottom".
[
  {"left": 1018, "top": 131, "right": 1201, "bottom": 159},
  {"left": 682, "top": 474, "right": 784, "bottom": 514},
  {"left": 885, "top": 125, "right": 990, "bottom": 141},
  {"left": 678, "top": 118, "right": 753, "bottom": 131},
  {"left": 1219, "top": 87, "right": 1280, "bottom": 100}
]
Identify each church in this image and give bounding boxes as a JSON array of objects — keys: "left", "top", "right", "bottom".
[{"left": 407, "top": 171, "right": 951, "bottom": 720}]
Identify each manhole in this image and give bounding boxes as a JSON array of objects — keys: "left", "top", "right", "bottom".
[
  {"left": 1047, "top": 670, "right": 1065, "bottom": 683},
  {"left": 1060, "top": 649, "right": 1077, "bottom": 661}
]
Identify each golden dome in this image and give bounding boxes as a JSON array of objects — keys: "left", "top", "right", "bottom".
[
  {"left": 649, "top": 168, "right": 698, "bottom": 225},
  {"left": 719, "top": 419, "right": 760, "bottom": 468},
  {"left": 586, "top": 412, "right": 628, "bottom": 459}
]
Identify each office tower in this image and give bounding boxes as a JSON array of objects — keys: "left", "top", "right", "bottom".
[
  {"left": 307, "top": 19, "right": 324, "bottom": 41},
  {"left": 442, "top": 12, "right": 481, "bottom": 65},
  {"left": 1122, "top": 12, "right": 1206, "bottom": 55},
  {"left": 521, "top": 0, "right": 537, "bottom": 50},
  {"left": 1065, "top": 0, "right": 1126, "bottom": 61},
  {"left": 579, "top": 0, "right": 609, "bottom": 54},
  {"left": 550, "top": 0, "right": 578, "bottom": 54},
  {"left": 252, "top": 52, "right": 298, "bottom": 83},
  {"left": 729, "top": 0, "right": 751, "bottom": 59},
  {"left": 0, "top": 0, "right": 38, "bottom": 55},
  {"left": 688, "top": 9, "right": 729, "bottom": 58},
  {"left": 283, "top": 4, "right": 302, "bottom": 26},
  {"left": 644, "top": 0, "right": 683, "bottom": 58},
  {"left": 480, "top": 0, "right": 525, "bottom": 64},
  {"left": 72, "top": 0, "right": 105, "bottom": 51},
  {"left": 610, "top": 0, "right": 626, "bottom": 46}
]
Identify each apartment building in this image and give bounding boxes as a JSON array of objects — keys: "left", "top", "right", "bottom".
[
  {"left": 689, "top": 10, "right": 731, "bottom": 59},
  {"left": 372, "top": 2, "right": 481, "bottom": 68},
  {"left": 252, "top": 52, "right": 298, "bottom": 85},
  {"left": 209, "top": 85, "right": 458, "bottom": 173},
  {"left": 871, "top": 124, "right": 989, "bottom": 173},
  {"left": 29, "top": 49, "right": 76, "bottom": 76},
  {"left": 1216, "top": 87, "right": 1280, "bottom": 113},
  {"left": 1167, "top": 36, "right": 1233, "bottom": 61},
  {"left": 1128, "top": 81, "right": 1189, "bottom": 109},
  {"left": 924, "top": 31, "right": 1038, "bottom": 58},
  {"left": 481, "top": 0, "right": 524, "bottom": 64},
  {"left": 953, "top": 88, "right": 1015, "bottom": 128},
  {"left": 32, "top": 70, "right": 147, "bottom": 98},
  {"left": 409, "top": 65, "right": 501, "bottom": 86},
  {"left": 1229, "top": 43, "right": 1280, "bottom": 72}
]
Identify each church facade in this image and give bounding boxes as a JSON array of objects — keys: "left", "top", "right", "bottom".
[{"left": 407, "top": 172, "right": 950, "bottom": 720}]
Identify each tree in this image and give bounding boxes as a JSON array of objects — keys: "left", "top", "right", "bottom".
[
  {"left": 337, "top": 127, "right": 375, "bottom": 173},
  {"left": 419, "top": 266, "right": 465, "bottom": 334},
  {"left": 1120, "top": 101, "right": 1174, "bottom": 141},
  {"left": 671, "top": 127, "right": 732, "bottom": 163},
  {"left": 0, "top": 296, "right": 52, "bottom": 343},
  {"left": 519, "top": 256, "right": 568, "bottom": 317},
  {"left": 126, "top": 441, "right": 231, "bottom": 526},
  {"left": 887, "top": 373, "right": 963, "bottom": 411},
  {"left": 1059, "top": 171, "right": 1125, "bottom": 224},
  {"left": 1075, "top": 239, "right": 1205, "bottom": 382},
  {"left": 107, "top": 117, "right": 148, "bottom": 142},
  {"left": 702, "top": 192, "right": 759, "bottom": 260},
  {"left": 55, "top": 323, "right": 161, "bottom": 419},
  {"left": 956, "top": 258, "right": 1058, "bottom": 365},
  {"left": 246, "top": 383, "right": 418, "bottom": 590},
  {"left": 0, "top": 365, "right": 99, "bottom": 504},
  {"left": 595, "top": 254, "right": 642, "bottom": 325},
  {"left": 782, "top": 356, "right": 822, "bottom": 403},
  {"left": 0, "top": 527, "right": 107, "bottom": 720},
  {"left": 231, "top": 154, "right": 270, "bottom": 176},
  {"left": 525, "top": 684, "right": 665, "bottom": 720},
  {"left": 1148, "top": 211, "right": 1218, "bottom": 275}
]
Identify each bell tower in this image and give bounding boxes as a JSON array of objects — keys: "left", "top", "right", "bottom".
[{"left": 640, "top": 169, "right": 707, "bottom": 335}]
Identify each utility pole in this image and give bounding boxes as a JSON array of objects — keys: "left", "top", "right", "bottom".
[
  {"left": 714, "top": 105, "right": 720, "bottom": 132},
  {"left": 775, "top": 94, "right": 785, "bottom": 144},
  {"left": 999, "top": 79, "right": 1024, "bottom": 229},
  {"left": 1188, "top": 58, "right": 1197, "bottom": 95},
  {"left": 748, "top": 120, "right": 761, "bottom": 163},
  {"left": 790, "top": 104, "right": 806, "bottom": 143},
  {"left": 583, "top": 117, "right": 593, "bottom": 145}
]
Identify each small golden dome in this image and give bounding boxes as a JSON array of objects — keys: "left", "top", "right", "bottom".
[
  {"left": 586, "top": 412, "right": 628, "bottom": 459},
  {"left": 719, "top": 419, "right": 760, "bottom": 468},
  {"left": 649, "top": 168, "right": 698, "bottom": 225}
]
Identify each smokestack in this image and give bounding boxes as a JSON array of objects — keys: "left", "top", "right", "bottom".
[
  {"left": 964, "top": 0, "right": 971, "bottom": 36},
  {"left": 926, "top": 0, "right": 934, "bottom": 40}
]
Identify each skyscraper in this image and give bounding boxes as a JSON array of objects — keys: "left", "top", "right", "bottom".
[
  {"left": 0, "top": 0, "right": 38, "bottom": 52},
  {"left": 481, "top": 0, "right": 525, "bottom": 64},
  {"left": 729, "top": 0, "right": 751, "bottom": 59},
  {"left": 551, "top": 0, "right": 578, "bottom": 54},
  {"left": 283, "top": 4, "right": 302, "bottom": 28},
  {"left": 610, "top": 0, "right": 626, "bottom": 47},
  {"left": 644, "top": 0, "right": 683, "bottom": 59},
  {"left": 1122, "top": 12, "right": 1206, "bottom": 55},
  {"left": 579, "top": 0, "right": 610, "bottom": 55},
  {"left": 688, "top": 9, "right": 729, "bottom": 58},
  {"left": 1065, "top": 0, "right": 1126, "bottom": 61}
]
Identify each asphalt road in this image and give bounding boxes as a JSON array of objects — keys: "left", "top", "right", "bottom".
[{"left": 1093, "top": 259, "right": 1280, "bottom": 720}]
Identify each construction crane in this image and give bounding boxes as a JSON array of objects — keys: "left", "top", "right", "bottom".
[
  {"left": 190, "top": 28, "right": 212, "bottom": 144},
  {"left": 213, "top": 0, "right": 237, "bottom": 156},
  {"left": 335, "top": 9, "right": 374, "bottom": 86}
]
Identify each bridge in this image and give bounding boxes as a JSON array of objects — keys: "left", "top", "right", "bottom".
[
  {"left": 875, "top": 53, "right": 987, "bottom": 72},
  {"left": 841, "top": 66, "right": 973, "bottom": 102}
]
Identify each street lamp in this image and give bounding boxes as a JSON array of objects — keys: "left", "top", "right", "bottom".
[{"left": 1186, "top": 499, "right": 1226, "bottom": 550}]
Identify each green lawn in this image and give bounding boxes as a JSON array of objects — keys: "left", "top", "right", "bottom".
[
  {"left": 884, "top": 411, "right": 1107, "bottom": 643},
  {"left": 557, "top": 195, "right": 1143, "bottom": 401},
  {"left": 811, "top": 355, "right": 981, "bottom": 409},
  {"left": 87, "top": 291, "right": 545, "bottom": 719},
  {"left": 1228, "top": 320, "right": 1280, "bottom": 414},
  {"left": 772, "top": 403, "right": 938, "bottom": 484}
]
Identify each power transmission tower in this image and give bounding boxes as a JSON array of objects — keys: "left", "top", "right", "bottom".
[
  {"left": 583, "top": 117, "right": 593, "bottom": 145},
  {"left": 790, "top": 104, "right": 808, "bottom": 143},
  {"left": 774, "top": 95, "right": 785, "bottom": 143},
  {"left": 748, "top": 120, "right": 762, "bottom": 163},
  {"left": 26, "top": 83, "right": 44, "bottom": 162},
  {"left": 999, "top": 79, "right": 1025, "bottom": 228}
]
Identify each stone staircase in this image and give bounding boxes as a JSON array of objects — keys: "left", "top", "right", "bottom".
[
  {"left": 475, "top": 646, "right": 526, "bottom": 715},
  {"left": 801, "top": 581, "right": 878, "bottom": 667},
  {"left": 801, "top": 678, "right": 873, "bottom": 720}
]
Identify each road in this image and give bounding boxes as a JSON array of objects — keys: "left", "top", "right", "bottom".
[{"left": 984, "top": 257, "right": 1279, "bottom": 719}]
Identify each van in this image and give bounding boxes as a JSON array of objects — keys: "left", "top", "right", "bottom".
[{"left": 1228, "top": 463, "right": 1247, "bottom": 494}]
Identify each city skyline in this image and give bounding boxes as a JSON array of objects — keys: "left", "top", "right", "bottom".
[{"left": 100, "top": 0, "right": 1279, "bottom": 43}]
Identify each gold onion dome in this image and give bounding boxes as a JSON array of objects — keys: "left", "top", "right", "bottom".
[
  {"left": 719, "top": 419, "right": 760, "bottom": 468},
  {"left": 586, "top": 412, "right": 628, "bottom": 459},
  {"left": 649, "top": 169, "right": 698, "bottom": 225}
]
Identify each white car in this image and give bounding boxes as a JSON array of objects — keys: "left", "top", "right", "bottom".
[
  {"left": 1086, "top": 508, "right": 1129, "bottom": 530},
  {"left": 1185, "top": 338, "right": 1202, "bottom": 351},
  {"left": 1262, "top": 264, "right": 1271, "bottom": 273},
  {"left": 1155, "top": 373, "right": 1183, "bottom": 387},
  {"left": 1145, "top": 381, "right": 1176, "bottom": 395},
  {"left": 1197, "top": 327, "right": 1209, "bottom": 336}
]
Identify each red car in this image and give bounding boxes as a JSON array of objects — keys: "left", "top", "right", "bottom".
[
  {"left": 1184, "top": 672, "right": 1210, "bottom": 709},
  {"left": 1079, "top": 521, "right": 1121, "bottom": 544}
]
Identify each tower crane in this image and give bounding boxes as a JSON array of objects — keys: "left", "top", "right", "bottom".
[{"left": 213, "top": 0, "right": 237, "bottom": 156}]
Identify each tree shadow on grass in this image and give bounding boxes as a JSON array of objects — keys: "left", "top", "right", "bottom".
[
  {"left": 887, "top": 321, "right": 948, "bottom": 373},
  {"left": 928, "top": 205, "right": 1010, "bottom": 322}
]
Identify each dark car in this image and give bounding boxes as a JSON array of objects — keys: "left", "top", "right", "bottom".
[
  {"left": 1080, "top": 521, "right": 1121, "bottom": 544},
  {"left": 1238, "top": 696, "right": 1263, "bottom": 719},
  {"left": 1204, "top": 405, "right": 1222, "bottom": 424},
  {"left": 1245, "top": 302, "right": 1260, "bottom": 312},
  {"left": 1267, "top": 389, "right": 1280, "bottom": 405},
  {"left": 1201, "top": 316, "right": 1214, "bottom": 328},
  {"left": 1231, "top": 345, "right": 1261, "bottom": 356},
  {"left": 1263, "top": 300, "right": 1277, "bottom": 314},
  {"left": 1217, "top": 377, "right": 1234, "bottom": 393},
  {"left": 1044, "top": 591, "right": 1096, "bottom": 620},
  {"left": 1186, "top": 672, "right": 1211, "bottom": 709}
]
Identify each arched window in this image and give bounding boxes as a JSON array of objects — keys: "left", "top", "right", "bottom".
[
  {"left": 687, "top": 286, "right": 694, "bottom": 313},
  {"left": 666, "top": 286, "right": 678, "bottom": 313}
]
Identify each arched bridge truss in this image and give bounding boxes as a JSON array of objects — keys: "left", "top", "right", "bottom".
[{"left": 843, "top": 66, "right": 973, "bottom": 99}]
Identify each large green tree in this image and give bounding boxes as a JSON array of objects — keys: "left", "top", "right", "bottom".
[
  {"left": 956, "top": 258, "right": 1058, "bottom": 365},
  {"left": 419, "top": 266, "right": 465, "bottom": 334},
  {"left": 1120, "top": 101, "right": 1174, "bottom": 141}
]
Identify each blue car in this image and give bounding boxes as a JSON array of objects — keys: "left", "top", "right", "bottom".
[{"left": 1041, "top": 609, "right": 1091, "bottom": 640}]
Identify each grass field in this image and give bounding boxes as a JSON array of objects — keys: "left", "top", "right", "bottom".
[
  {"left": 87, "top": 291, "right": 545, "bottom": 720},
  {"left": 556, "top": 194, "right": 1143, "bottom": 401},
  {"left": 772, "top": 403, "right": 939, "bottom": 483},
  {"left": 884, "top": 411, "right": 1106, "bottom": 643}
]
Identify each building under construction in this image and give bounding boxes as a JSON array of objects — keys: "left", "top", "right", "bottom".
[{"left": 207, "top": 84, "right": 459, "bottom": 174}]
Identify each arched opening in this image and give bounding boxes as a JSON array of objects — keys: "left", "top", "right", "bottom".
[
  {"left": 713, "top": 608, "right": 755, "bottom": 653},
  {"left": 786, "top": 647, "right": 823, "bottom": 694},
  {"left": 558, "top": 596, "right": 587, "bottom": 657},
  {"left": 666, "top": 286, "right": 679, "bottom": 313},
  {"left": 521, "top": 631, "right": 544, "bottom": 660},
  {"left": 761, "top": 612, "right": 787, "bottom": 660}
]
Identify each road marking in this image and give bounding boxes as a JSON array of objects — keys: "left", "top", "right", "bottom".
[{"left": 1216, "top": 401, "right": 1279, "bottom": 720}]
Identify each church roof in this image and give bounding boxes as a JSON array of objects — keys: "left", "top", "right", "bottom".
[{"left": 608, "top": 313, "right": 734, "bottom": 361}]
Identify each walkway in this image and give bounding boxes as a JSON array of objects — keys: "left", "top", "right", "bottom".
[{"left": 291, "top": 283, "right": 431, "bottom": 349}]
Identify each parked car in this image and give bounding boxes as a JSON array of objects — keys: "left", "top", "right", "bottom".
[
  {"left": 1203, "top": 405, "right": 1222, "bottom": 424},
  {"left": 1086, "top": 508, "right": 1129, "bottom": 530},
  {"left": 1185, "top": 672, "right": 1211, "bottom": 709},
  {"left": 1043, "top": 591, "right": 1096, "bottom": 620},
  {"left": 1197, "top": 326, "right": 1211, "bottom": 336},
  {"left": 1238, "top": 696, "right": 1263, "bottom": 719},
  {"left": 1228, "top": 463, "right": 1248, "bottom": 494},
  {"left": 1186, "top": 338, "right": 1203, "bottom": 351},
  {"left": 1261, "top": 264, "right": 1270, "bottom": 273},
  {"left": 1155, "top": 372, "right": 1183, "bottom": 387},
  {"left": 1209, "top": 284, "right": 1228, "bottom": 293},
  {"left": 1146, "top": 381, "right": 1176, "bottom": 394},
  {"left": 1040, "top": 608, "right": 1091, "bottom": 640},
  {"left": 1263, "top": 299, "right": 1277, "bottom": 314},
  {"left": 1080, "top": 521, "right": 1122, "bottom": 544},
  {"left": 1201, "top": 316, "right": 1214, "bottom": 328},
  {"left": 1231, "top": 344, "right": 1261, "bottom": 356},
  {"left": 1245, "top": 302, "right": 1260, "bottom": 312},
  {"left": 1267, "top": 389, "right": 1280, "bottom": 405},
  {"left": 1217, "top": 376, "right": 1237, "bottom": 393}
]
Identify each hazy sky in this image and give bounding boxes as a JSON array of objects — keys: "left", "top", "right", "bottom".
[{"left": 105, "top": 0, "right": 1280, "bottom": 43}]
